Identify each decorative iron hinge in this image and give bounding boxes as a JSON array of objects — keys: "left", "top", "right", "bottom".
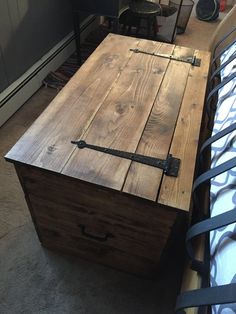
[
  {"left": 130, "top": 48, "right": 201, "bottom": 67},
  {"left": 71, "top": 140, "right": 180, "bottom": 177}
]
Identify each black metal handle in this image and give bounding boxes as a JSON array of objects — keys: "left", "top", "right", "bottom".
[{"left": 79, "top": 225, "right": 114, "bottom": 242}]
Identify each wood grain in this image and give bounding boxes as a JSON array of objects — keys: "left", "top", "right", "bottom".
[
  {"left": 180, "top": 228, "right": 206, "bottom": 313},
  {"left": 5, "top": 34, "right": 140, "bottom": 172},
  {"left": 123, "top": 46, "right": 194, "bottom": 200},
  {"left": 158, "top": 50, "right": 211, "bottom": 211},
  {"left": 6, "top": 35, "right": 211, "bottom": 277},
  {"left": 29, "top": 195, "right": 165, "bottom": 261},
  {"left": 16, "top": 164, "right": 176, "bottom": 235},
  {"left": 41, "top": 229, "right": 159, "bottom": 278},
  {"left": 15, "top": 163, "right": 177, "bottom": 277},
  {"left": 62, "top": 40, "right": 174, "bottom": 190}
]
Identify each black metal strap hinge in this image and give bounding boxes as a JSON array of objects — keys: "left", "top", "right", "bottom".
[
  {"left": 71, "top": 140, "right": 180, "bottom": 177},
  {"left": 130, "top": 48, "right": 201, "bottom": 67}
]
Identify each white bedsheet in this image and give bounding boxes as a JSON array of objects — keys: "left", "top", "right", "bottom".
[{"left": 210, "top": 42, "right": 236, "bottom": 314}]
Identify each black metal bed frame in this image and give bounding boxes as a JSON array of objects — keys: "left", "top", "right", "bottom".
[{"left": 175, "top": 27, "right": 236, "bottom": 314}]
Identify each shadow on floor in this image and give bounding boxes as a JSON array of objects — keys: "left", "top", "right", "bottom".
[{"left": 0, "top": 220, "right": 185, "bottom": 314}]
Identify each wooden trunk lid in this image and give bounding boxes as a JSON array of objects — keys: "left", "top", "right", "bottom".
[{"left": 5, "top": 34, "right": 211, "bottom": 212}]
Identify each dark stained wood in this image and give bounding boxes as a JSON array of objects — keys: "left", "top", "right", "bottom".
[
  {"left": 16, "top": 163, "right": 177, "bottom": 276},
  {"left": 5, "top": 35, "right": 211, "bottom": 276},
  {"left": 16, "top": 164, "right": 175, "bottom": 233},
  {"left": 5, "top": 34, "right": 140, "bottom": 172},
  {"left": 158, "top": 50, "right": 211, "bottom": 211},
  {"left": 62, "top": 40, "right": 174, "bottom": 190},
  {"left": 42, "top": 231, "right": 159, "bottom": 278},
  {"left": 123, "top": 46, "right": 194, "bottom": 200},
  {"left": 30, "top": 197, "right": 165, "bottom": 261}
]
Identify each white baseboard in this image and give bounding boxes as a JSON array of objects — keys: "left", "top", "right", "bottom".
[{"left": 0, "top": 15, "right": 98, "bottom": 127}]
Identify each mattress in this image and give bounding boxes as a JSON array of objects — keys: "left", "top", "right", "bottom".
[{"left": 210, "top": 42, "right": 236, "bottom": 313}]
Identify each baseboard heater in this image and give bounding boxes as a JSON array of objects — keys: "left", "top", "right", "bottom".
[{"left": 0, "top": 15, "right": 97, "bottom": 127}]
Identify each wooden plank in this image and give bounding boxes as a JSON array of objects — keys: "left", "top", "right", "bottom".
[
  {"left": 5, "top": 34, "right": 140, "bottom": 171},
  {"left": 16, "top": 164, "right": 176, "bottom": 235},
  {"left": 30, "top": 195, "right": 165, "bottom": 261},
  {"left": 158, "top": 50, "right": 211, "bottom": 211},
  {"left": 5, "top": 34, "right": 212, "bottom": 279},
  {"left": 180, "top": 235, "right": 205, "bottom": 314},
  {"left": 30, "top": 194, "right": 170, "bottom": 240},
  {"left": 123, "top": 46, "right": 194, "bottom": 200},
  {"left": 180, "top": 266, "right": 202, "bottom": 314},
  {"left": 63, "top": 41, "right": 175, "bottom": 191},
  {"left": 14, "top": 163, "right": 177, "bottom": 278},
  {"left": 40, "top": 227, "right": 159, "bottom": 278}
]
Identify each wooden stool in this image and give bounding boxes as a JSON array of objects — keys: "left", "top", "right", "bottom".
[{"left": 126, "top": 0, "right": 161, "bottom": 38}]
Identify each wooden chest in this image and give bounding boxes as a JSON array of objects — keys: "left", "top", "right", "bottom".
[{"left": 5, "top": 34, "right": 210, "bottom": 277}]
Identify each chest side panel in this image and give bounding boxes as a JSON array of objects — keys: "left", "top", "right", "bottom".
[{"left": 15, "top": 163, "right": 178, "bottom": 277}]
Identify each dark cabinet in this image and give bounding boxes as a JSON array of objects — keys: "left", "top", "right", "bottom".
[{"left": 71, "top": 0, "right": 129, "bottom": 17}]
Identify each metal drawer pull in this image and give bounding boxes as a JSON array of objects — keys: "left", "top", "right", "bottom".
[{"left": 79, "top": 225, "right": 114, "bottom": 242}]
